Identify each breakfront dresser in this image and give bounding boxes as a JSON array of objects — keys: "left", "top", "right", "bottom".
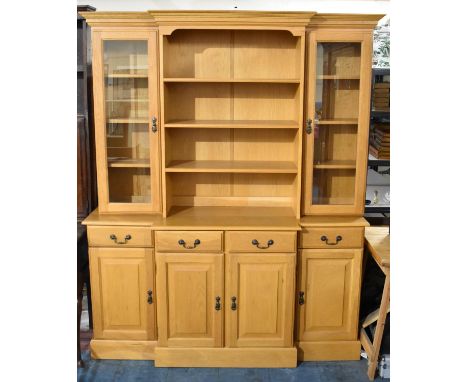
[{"left": 80, "top": 10, "right": 383, "bottom": 368}]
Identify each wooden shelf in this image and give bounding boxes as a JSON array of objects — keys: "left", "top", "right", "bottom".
[
  {"left": 106, "top": 74, "right": 147, "bottom": 78},
  {"left": 164, "top": 119, "right": 299, "bottom": 129},
  {"left": 107, "top": 118, "right": 147, "bottom": 124},
  {"left": 165, "top": 160, "right": 297, "bottom": 174},
  {"left": 106, "top": 99, "right": 149, "bottom": 103},
  {"left": 317, "top": 75, "right": 360, "bottom": 80},
  {"left": 162, "top": 206, "right": 300, "bottom": 231},
  {"left": 108, "top": 158, "right": 150, "bottom": 168},
  {"left": 313, "top": 161, "right": 356, "bottom": 169},
  {"left": 163, "top": 78, "right": 300, "bottom": 84},
  {"left": 316, "top": 119, "right": 358, "bottom": 125}
]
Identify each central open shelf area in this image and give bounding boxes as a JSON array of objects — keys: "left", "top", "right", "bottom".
[{"left": 161, "top": 28, "right": 304, "bottom": 217}]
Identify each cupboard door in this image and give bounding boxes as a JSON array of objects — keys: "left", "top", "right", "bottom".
[
  {"left": 89, "top": 247, "right": 155, "bottom": 340},
  {"left": 92, "top": 30, "right": 161, "bottom": 213},
  {"left": 156, "top": 253, "right": 223, "bottom": 347},
  {"left": 303, "top": 31, "right": 372, "bottom": 215},
  {"left": 226, "top": 253, "right": 295, "bottom": 347},
  {"left": 298, "top": 249, "right": 362, "bottom": 341}
]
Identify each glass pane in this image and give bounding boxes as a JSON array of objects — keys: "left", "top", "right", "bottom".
[
  {"left": 312, "top": 42, "right": 361, "bottom": 206},
  {"left": 312, "top": 169, "right": 356, "bottom": 205},
  {"left": 103, "top": 40, "right": 151, "bottom": 204}
]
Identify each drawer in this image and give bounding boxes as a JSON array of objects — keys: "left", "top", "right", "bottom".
[
  {"left": 155, "top": 231, "right": 223, "bottom": 252},
  {"left": 87, "top": 226, "right": 153, "bottom": 247},
  {"left": 226, "top": 231, "right": 296, "bottom": 253},
  {"left": 300, "top": 227, "right": 363, "bottom": 249}
]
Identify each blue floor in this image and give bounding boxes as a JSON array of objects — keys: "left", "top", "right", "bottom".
[{"left": 77, "top": 351, "right": 386, "bottom": 381}]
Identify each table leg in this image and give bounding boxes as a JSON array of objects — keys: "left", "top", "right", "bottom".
[{"left": 367, "top": 269, "right": 390, "bottom": 380}]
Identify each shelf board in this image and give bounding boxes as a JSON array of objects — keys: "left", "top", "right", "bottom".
[
  {"left": 368, "top": 154, "right": 390, "bottom": 167},
  {"left": 165, "top": 160, "right": 297, "bottom": 174},
  {"left": 106, "top": 73, "right": 148, "bottom": 78},
  {"left": 161, "top": 206, "right": 300, "bottom": 231},
  {"left": 107, "top": 118, "right": 147, "bottom": 124},
  {"left": 365, "top": 205, "right": 390, "bottom": 214},
  {"left": 163, "top": 78, "right": 300, "bottom": 84},
  {"left": 108, "top": 158, "right": 150, "bottom": 168},
  {"left": 164, "top": 119, "right": 299, "bottom": 129},
  {"left": 317, "top": 75, "right": 360, "bottom": 80},
  {"left": 106, "top": 99, "right": 149, "bottom": 103},
  {"left": 316, "top": 119, "right": 358, "bottom": 125},
  {"left": 314, "top": 161, "right": 356, "bottom": 169}
]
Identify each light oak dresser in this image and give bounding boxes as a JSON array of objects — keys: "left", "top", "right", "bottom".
[{"left": 80, "top": 10, "right": 382, "bottom": 368}]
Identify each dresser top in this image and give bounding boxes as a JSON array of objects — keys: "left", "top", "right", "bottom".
[{"left": 79, "top": 10, "right": 384, "bottom": 30}]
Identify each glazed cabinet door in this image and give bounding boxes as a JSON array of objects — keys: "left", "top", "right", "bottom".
[
  {"left": 89, "top": 247, "right": 155, "bottom": 340},
  {"left": 92, "top": 30, "right": 161, "bottom": 213},
  {"left": 297, "top": 249, "right": 362, "bottom": 341},
  {"left": 156, "top": 253, "right": 224, "bottom": 347},
  {"left": 303, "top": 31, "right": 372, "bottom": 215},
  {"left": 225, "top": 253, "right": 295, "bottom": 347}
]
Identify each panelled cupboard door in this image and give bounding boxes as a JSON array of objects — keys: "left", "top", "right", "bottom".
[
  {"left": 89, "top": 247, "right": 155, "bottom": 340},
  {"left": 297, "top": 249, "right": 362, "bottom": 341},
  {"left": 225, "top": 253, "right": 295, "bottom": 347},
  {"left": 156, "top": 253, "right": 223, "bottom": 347},
  {"left": 303, "top": 30, "right": 373, "bottom": 215},
  {"left": 92, "top": 30, "right": 161, "bottom": 213}
]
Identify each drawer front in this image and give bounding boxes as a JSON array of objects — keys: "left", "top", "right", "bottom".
[
  {"left": 88, "top": 226, "right": 153, "bottom": 247},
  {"left": 300, "top": 227, "right": 363, "bottom": 249},
  {"left": 155, "top": 231, "right": 223, "bottom": 252},
  {"left": 226, "top": 231, "right": 296, "bottom": 253}
]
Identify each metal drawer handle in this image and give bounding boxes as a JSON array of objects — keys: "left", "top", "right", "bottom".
[
  {"left": 152, "top": 116, "right": 158, "bottom": 133},
  {"left": 215, "top": 296, "right": 221, "bottom": 311},
  {"left": 298, "top": 291, "right": 305, "bottom": 305},
  {"left": 109, "top": 234, "right": 131, "bottom": 244},
  {"left": 178, "top": 239, "right": 201, "bottom": 249},
  {"left": 147, "top": 290, "right": 153, "bottom": 304},
  {"left": 252, "top": 239, "right": 274, "bottom": 249},
  {"left": 321, "top": 235, "right": 342, "bottom": 245},
  {"left": 231, "top": 296, "right": 237, "bottom": 311}
]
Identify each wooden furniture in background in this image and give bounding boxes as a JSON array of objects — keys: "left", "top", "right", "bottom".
[
  {"left": 80, "top": 10, "right": 384, "bottom": 368},
  {"left": 77, "top": 5, "right": 96, "bottom": 368},
  {"left": 360, "top": 226, "right": 390, "bottom": 380},
  {"left": 78, "top": 5, "right": 97, "bottom": 220}
]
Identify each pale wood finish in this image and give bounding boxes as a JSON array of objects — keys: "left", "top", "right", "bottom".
[
  {"left": 79, "top": 10, "right": 384, "bottom": 367},
  {"left": 362, "top": 226, "right": 390, "bottom": 380},
  {"left": 156, "top": 253, "right": 223, "bottom": 347},
  {"left": 155, "top": 206, "right": 300, "bottom": 231},
  {"left": 298, "top": 249, "right": 362, "bottom": 342},
  {"left": 90, "top": 339, "right": 157, "bottom": 360},
  {"left": 154, "top": 347, "right": 297, "bottom": 368},
  {"left": 155, "top": 231, "right": 223, "bottom": 253},
  {"left": 92, "top": 30, "right": 161, "bottom": 213},
  {"left": 300, "top": 227, "right": 364, "bottom": 249},
  {"left": 82, "top": 209, "right": 163, "bottom": 226},
  {"left": 362, "top": 305, "right": 390, "bottom": 329},
  {"left": 88, "top": 226, "right": 153, "bottom": 247},
  {"left": 297, "top": 340, "right": 361, "bottom": 361},
  {"left": 164, "top": 119, "right": 299, "bottom": 129},
  {"left": 159, "top": 27, "right": 305, "bottom": 219},
  {"left": 225, "top": 252, "right": 295, "bottom": 347},
  {"left": 226, "top": 231, "right": 296, "bottom": 253},
  {"left": 365, "top": 226, "right": 390, "bottom": 269},
  {"left": 303, "top": 30, "right": 373, "bottom": 215},
  {"left": 89, "top": 248, "right": 155, "bottom": 340},
  {"left": 300, "top": 215, "right": 369, "bottom": 227}
]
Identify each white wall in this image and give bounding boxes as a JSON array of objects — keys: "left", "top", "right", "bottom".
[{"left": 77, "top": 0, "right": 389, "bottom": 14}]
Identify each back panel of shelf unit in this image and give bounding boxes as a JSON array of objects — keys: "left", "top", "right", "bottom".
[{"left": 163, "top": 29, "right": 301, "bottom": 80}]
